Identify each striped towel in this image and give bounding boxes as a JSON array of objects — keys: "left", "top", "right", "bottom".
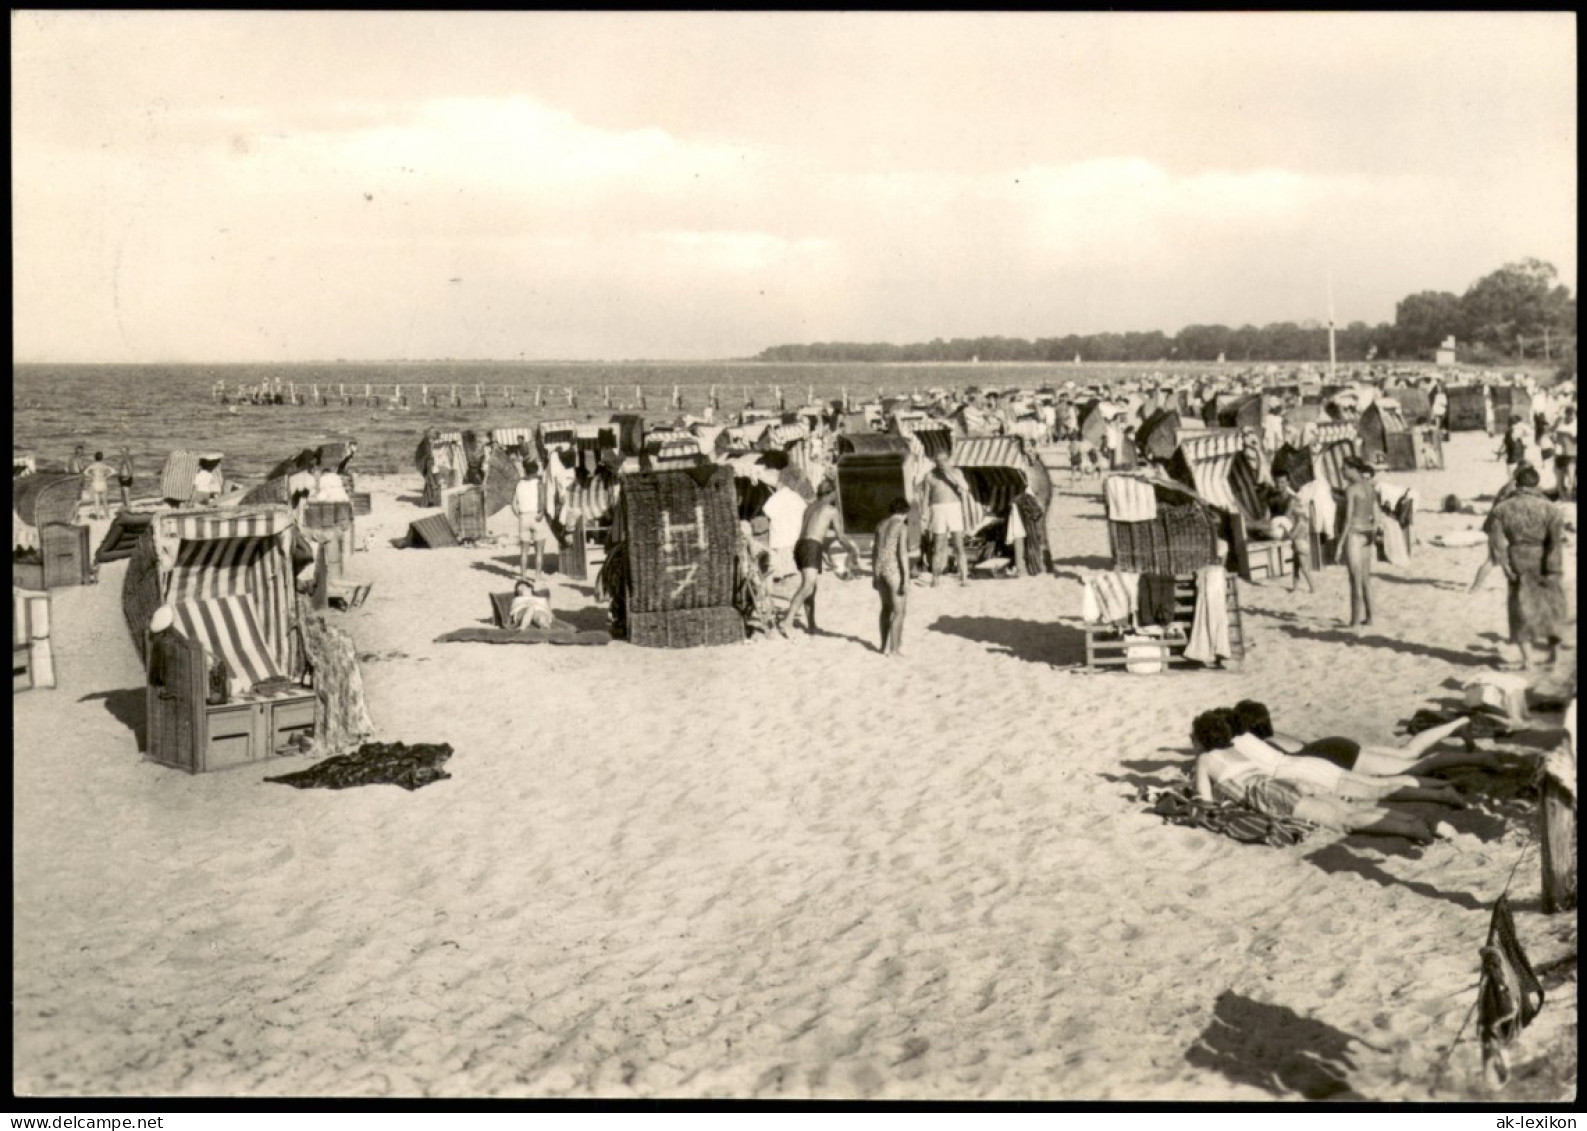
[
  {"left": 1088, "top": 571, "right": 1138, "bottom": 626},
  {"left": 171, "top": 594, "right": 285, "bottom": 688},
  {"left": 1104, "top": 476, "right": 1158, "bottom": 521},
  {"left": 1153, "top": 789, "right": 1314, "bottom": 847}
]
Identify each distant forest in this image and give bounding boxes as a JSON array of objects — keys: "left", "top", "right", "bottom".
[{"left": 755, "top": 259, "right": 1576, "bottom": 368}]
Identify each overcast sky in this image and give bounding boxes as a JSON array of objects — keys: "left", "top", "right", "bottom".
[{"left": 11, "top": 11, "right": 1577, "bottom": 362}]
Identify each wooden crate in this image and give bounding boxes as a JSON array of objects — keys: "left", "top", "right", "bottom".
[
  {"left": 1243, "top": 539, "right": 1294, "bottom": 583},
  {"left": 351, "top": 492, "right": 373, "bottom": 517},
  {"left": 40, "top": 523, "right": 93, "bottom": 588},
  {"left": 1081, "top": 572, "right": 1244, "bottom": 672}
]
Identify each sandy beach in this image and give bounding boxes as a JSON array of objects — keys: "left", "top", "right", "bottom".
[{"left": 12, "top": 430, "right": 1576, "bottom": 1101}]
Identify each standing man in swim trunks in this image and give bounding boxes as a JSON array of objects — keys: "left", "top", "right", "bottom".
[
  {"left": 1339, "top": 456, "right": 1379, "bottom": 628},
  {"left": 918, "top": 450, "right": 971, "bottom": 587},
  {"left": 779, "top": 485, "right": 863, "bottom": 636},
  {"left": 116, "top": 446, "right": 135, "bottom": 511}
]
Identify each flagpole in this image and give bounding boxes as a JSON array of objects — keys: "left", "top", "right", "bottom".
[{"left": 1327, "top": 273, "right": 1338, "bottom": 382}]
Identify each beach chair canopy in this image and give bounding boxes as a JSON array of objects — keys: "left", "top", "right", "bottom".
[
  {"left": 1491, "top": 386, "right": 1533, "bottom": 423},
  {"left": 1310, "top": 423, "right": 1361, "bottom": 491},
  {"left": 1136, "top": 409, "right": 1181, "bottom": 462},
  {"left": 13, "top": 472, "right": 82, "bottom": 535},
  {"left": 482, "top": 447, "right": 521, "bottom": 515},
  {"left": 835, "top": 435, "right": 918, "bottom": 535},
  {"left": 490, "top": 426, "right": 537, "bottom": 451},
  {"left": 837, "top": 434, "right": 912, "bottom": 458},
  {"left": 950, "top": 437, "right": 1052, "bottom": 518},
  {"left": 160, "top": 451, "right": 224, "bottom": 505},
  {"left": 264, "top": 448, "right": 323, "bottom": 482},
  {"left": 122, "top": 505, "right": 300, "bottom": 683},
  {"left": 1167, "top": 431, "right": 1266, "bottom": 524},
  {"left": 758, "top": 421, "right": 809, "bottom": 450},
  {"left": 1078, "top": 401, "right": 1111, "bottom": 445},
  {"left": 536, "top": 420, "right": 579, "bottom": 450},
  {"left": 1389, "top": 387, "right": 1432, "bottom": 423}
]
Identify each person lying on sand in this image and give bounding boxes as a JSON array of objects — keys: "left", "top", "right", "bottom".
[
  {"left": 1229, "top": 700, "right": 1501, "bottom": 777},
  {"left": 509, "top": 580, "right": 554, "bottom": 630},
  {"left": 1190, "top": 710, "right": 1459, "bottom": 845}
]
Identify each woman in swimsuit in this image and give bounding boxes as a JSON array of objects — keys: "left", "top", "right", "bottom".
[
  {"left": 1190, "top": 710, "right": 1454, "bottom": 844},
  {"left": 872, "top": 497, "right": 911, "bottom": 655},
  {"left": 1229, "top": 700, "right": 1501, "bottom": 777},
  {"left": 1339, "top": 457, "right": 1379, "bottom": 627}
]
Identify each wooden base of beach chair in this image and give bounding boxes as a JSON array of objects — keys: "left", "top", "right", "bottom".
[
  {"left": 1081, "top": 572, "right": 1243, "bottom": 672},
  {"left": 13, "top": 644, "right": 33, "bottom": 693},
  {"left": 327, "top": 581, "right": 373, "bottom": 610}
]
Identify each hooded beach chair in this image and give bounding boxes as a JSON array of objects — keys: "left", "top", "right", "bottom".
[{"left": 123, "top": 505, "right": 318, "bottom": 772}]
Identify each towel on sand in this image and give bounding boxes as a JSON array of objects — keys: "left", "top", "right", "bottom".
[
  {"left": 435, "top": 620, "right": 610, "bottom": 646},
  {"left": 1153, "top": 789, "right": 1313, "bottom": 847}
]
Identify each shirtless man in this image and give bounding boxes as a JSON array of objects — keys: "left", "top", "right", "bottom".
[
  {"left": 918, "top": 450, "right": 971, "bottom": 586},
  {"left": 779, "top": 486, "right": 863, "bottom": 636}
]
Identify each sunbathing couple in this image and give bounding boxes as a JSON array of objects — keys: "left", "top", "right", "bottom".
[{"left": 1191, "top": 701, "right": 1500, "bottom": 843}]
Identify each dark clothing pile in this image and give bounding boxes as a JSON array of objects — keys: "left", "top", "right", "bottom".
[{"left": 265, "top": 741, "right": 453, "bottom": 791}]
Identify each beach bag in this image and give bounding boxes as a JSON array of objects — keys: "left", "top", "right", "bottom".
[{"left": 1124, "top": 627, "right": 1166, "bottom": 674}]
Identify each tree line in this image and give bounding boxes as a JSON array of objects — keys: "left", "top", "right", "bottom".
[{"left": 754, "top": 259, "right": 1575, "bottom": 368}]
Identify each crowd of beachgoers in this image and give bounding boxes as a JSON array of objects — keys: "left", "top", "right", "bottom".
[{"left": 11, "top": 359, "right": 1577, "bottom": 1101}]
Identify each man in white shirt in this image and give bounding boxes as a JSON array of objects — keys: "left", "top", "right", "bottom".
[{"left": 512, "top": 460, "right": 555, "bottom": 583}]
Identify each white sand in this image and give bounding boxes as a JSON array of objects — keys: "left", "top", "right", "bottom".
[{"left": 13, "top": 432, "right": 1577, "bottom": 1100}]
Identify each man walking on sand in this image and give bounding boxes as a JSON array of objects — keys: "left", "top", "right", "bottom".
[{"left": 779, "top": 484, "right": 863, "bottom": 636}]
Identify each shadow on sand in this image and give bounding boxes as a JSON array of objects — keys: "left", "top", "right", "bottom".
[
  {"left": 1185, "top": 989, "right": 1380, "bottom": 1099},
  {"left": 79, "top": 688, "right": 147, "bottom": 752},
  {"left": 1302, "top": 841, "right": 1483, "bottom": 911},
  {"left": 1275, "top": 623, "right": 1494, "bottom": 668},
  {"left": 927, "top": 615, "right": 1088, "bottom": 666}
]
